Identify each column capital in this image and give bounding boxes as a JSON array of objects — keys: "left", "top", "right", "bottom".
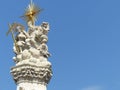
[{"left": 11, "top": 64, "right": 52, "bottom": 85}]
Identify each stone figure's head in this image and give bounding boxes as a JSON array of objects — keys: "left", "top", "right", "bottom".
[
  {"left": 41, "top": 22, "right": 49, "bottom": 30},
  {"left": 17, "top": 26, "right": 24, "bottom": 32}
]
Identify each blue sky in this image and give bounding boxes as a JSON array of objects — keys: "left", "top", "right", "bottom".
[{"left": 1, "top": 0, "right": 120, "bottom": 90}]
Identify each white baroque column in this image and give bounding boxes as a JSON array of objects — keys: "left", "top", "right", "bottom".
[{"left": 9, "top": 2, "right": 52, "bottom": 90}]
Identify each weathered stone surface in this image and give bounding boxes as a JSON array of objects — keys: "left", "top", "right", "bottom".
[
  {"left": 11, "top": 64, "right": 52, "bottom": 85},
  {"left": 9, "top": 1, "right": 53, "bottom": 90}
]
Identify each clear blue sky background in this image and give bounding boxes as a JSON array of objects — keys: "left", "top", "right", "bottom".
[{"left": 1, "top": 0, "right": 120, "bottom": 90}]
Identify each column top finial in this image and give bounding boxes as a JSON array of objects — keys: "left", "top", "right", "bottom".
[{"left": 21, "top": 0, "right": 43, "bottom": 25}]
